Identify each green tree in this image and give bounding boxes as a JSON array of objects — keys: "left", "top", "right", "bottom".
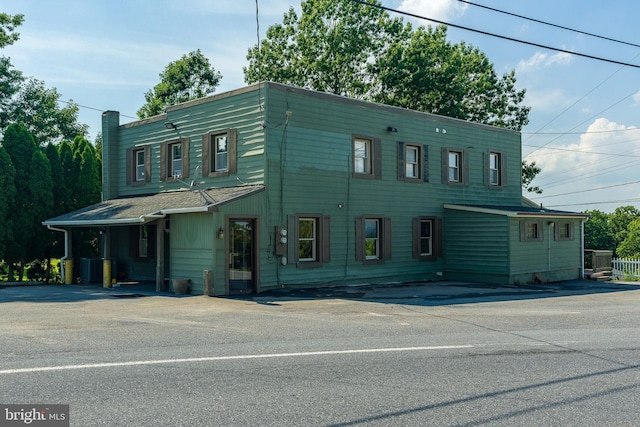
[
  {"left": 583, "top": 210, "right": 615, "bottom": 252},
  {"left": 1, "top": 123, "right": 53, "bottom": 280},
  {"left": 0, "top": 13, "right": 24, "bottom": 48},
  {"left": 246, "top": 0, "right": 396, "bottom": 98},
  {"left": 0, "top": 144, "right": 16, "bottom": 261},
  {"left": 5, "top": 77, "right": 88, "bottom": 144},
  {"left": 137, "top": 49, "right": 222, "bottom": 119},
  {"left": 74, "top": 137, "right": 101, "bottom": 208},
  {"left": 373, "top": 25, "right": 529, "bottom": 130},
  {"left": 522, "top": 160, "right": 542, "bottom": 194},
  {"left": 616, "top": 218, "right": 640, "bottom": 259},
  {"left": 609, "top": 206, "right": 640, "bottom": 248},
  {"left": 245, "top": 0, "right": 529, "bottom": 131}
]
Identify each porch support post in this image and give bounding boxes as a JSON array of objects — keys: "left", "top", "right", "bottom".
[{"left": 156, "top": 219, "right": 165, "bottom": 292}]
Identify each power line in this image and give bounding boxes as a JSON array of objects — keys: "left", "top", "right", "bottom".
[
  {"left": 533, "top": 180, "right": 640, "bottom": 199},
  {"left": 522, "top": 128, "right": 640, "bottom": 135},
  {"left": 542, "top": 198, "right": 640, "bottom": 208},
  {"left": 350, "top": 0, "right": 640, "bottom": 69},
  {"left": 524, "top": 88, "right": 640, "bottom": 157},
  {"left": 457, "top": 0, "right": 640, "bottom": 49},
  {"left": 57, "top": 98, "right": 137, "bottom": 120}
]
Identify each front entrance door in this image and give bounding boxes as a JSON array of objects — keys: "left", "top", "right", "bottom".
[{"left": 228, "top": 219, "right": 256, "bottom": 295}]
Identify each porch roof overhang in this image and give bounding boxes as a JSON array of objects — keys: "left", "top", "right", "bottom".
[
  {"left": 43, "top": 184, "right": 265, "bottom": 227},
  {"left": 444, "top": 204, "right": 589, "bottom": 220}
]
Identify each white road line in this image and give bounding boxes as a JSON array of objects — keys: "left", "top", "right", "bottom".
[{"left": 0, "top": 345, "right": 473, "bottom": 375}]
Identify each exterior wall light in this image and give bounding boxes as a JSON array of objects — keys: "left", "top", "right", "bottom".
[{"left": 164, "top": 122, "right": 178, "bottom": 130}]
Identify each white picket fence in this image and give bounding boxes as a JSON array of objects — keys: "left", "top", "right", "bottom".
[{"left": 611, "top": 258, "right": 640, "bottom": 279}]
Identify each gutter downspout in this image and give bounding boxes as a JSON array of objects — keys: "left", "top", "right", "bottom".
[
  {"left": 47, "top": 225, "right": 71, "bottom": 284},
  {"left": 581, "top": 219, "right": 586, "bottom": 279}
]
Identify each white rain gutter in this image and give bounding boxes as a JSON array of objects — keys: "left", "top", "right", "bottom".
[{"left": 46, "top": 225, "right": 71, "bottom": 282}]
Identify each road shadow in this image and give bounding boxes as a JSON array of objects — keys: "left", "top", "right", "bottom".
[
  {"left": 0, "top": 282, "right": 192, "bottom": 303},
  {"left": 2, "top": 279, "right": 639, "bottom": 306},
  {"left": 228, "top": 279, "right": 640, "bottom": 307}
]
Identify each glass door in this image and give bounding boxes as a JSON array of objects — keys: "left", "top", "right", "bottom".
[{"left": 228, "top": 219, "right": 255, "bottom": 294}]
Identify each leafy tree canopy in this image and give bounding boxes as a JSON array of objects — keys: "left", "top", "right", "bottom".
[
  {"left": 137, "top": 49, "right": 223, "bottom": 119},
  {"left": 583, "top": 209, "right": 616, "bottom": 252},
  {"left": 3, "top": 77, "right": 88, "bottom": 145},
  {"left": 617, "top": 218, "right": 640, "bottom": 259},
  {"left": 522, "top": 160, "right": 542, "bottom": 194},
  {"left": 0, "top": 13, "right": 24, "bottom": 48},
  {"left": 245, "top": 0, "right": 530, "bottom": 131}
]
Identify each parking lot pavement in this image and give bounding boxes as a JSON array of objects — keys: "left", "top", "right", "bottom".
[{"left": 1, "top": 279, "right": 638, "bottom": 306}]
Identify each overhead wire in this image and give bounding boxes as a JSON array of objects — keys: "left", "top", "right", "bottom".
[
  {"left": 457, "top": 0, "right": 640, "bottom": 49},
  {"left": 353, "top": 0, "right": 640, "bottom": 208},
  {"left": 350, "top": 0, "right": 640, "bottom": 69}
]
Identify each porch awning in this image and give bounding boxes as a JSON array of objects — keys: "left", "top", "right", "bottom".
[
  {"left": 444, "top": 204, "right": 589, "bottom": 219},
  {"left": 43, "top": 185, "right": 265, "bottom": 227}
]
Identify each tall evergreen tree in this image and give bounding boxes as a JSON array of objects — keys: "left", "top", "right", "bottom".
[
  {"left": 1, "top": 124, "right": 48, "bottom": 280},
  {"left": 0, "top": 144, "right": 16, "bottom": 261}
]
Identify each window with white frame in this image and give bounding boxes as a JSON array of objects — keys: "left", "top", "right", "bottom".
[
  {"left": 135, "top": 149, "right": 146, "bottom": 182},
  {"left": 354, "top": 138, "right": 371, "bottom": 175},
  {"left": 520, "top": 220, "right": 543, "bottom": 242},
  {"left": 356, "top": 216, "right": 391, "bottom": 263},
  {"left": 160, "top": 138, "right": 189, "bottom": 181},
  {"left": 556, "top": 221, "right": 574, "bottom": 241},
  {"left": 214, "top": 134, "right": 228, "bottom": 172},
  {"left": 405, "top": 145, "right": 419, "bottom": 179},
  {"left": 127, "top": 146, "right": 150, "bottom": 186},
  {"left": 419, "top": 219, "right": 432, "bottom": 256},
  {"left": 413, "top": 216, "right": 441, "bottom": 260},
  {"left": 170, "top": 143, "right": 182, "bottom": 178},
  {"left": 298, "top": 218, "right": 317, "bottom": 262},
  {"left": 448, "top": 151, "right": 461, "bottom": 182},
  {"left": 489, "top": 152, "right": 501, "bottom": 186},
  {"left": 365, "top": 219, "right": 380, "bottom": 260},
  {"left": 202, "top": 129, "right": 237, "bottom": 177},
  {"left": 398, "top": 142, "right": 428, "bottom": 183},
  {"left": 139, "top": 225, "right": 149, "bottom": 258},
  {"left": 287, "top": 214, "right": 331, "bottom": 267}
]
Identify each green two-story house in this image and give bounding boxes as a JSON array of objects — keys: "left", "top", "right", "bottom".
[{"left": 44, "top": 82, "right": 587, "bottom": 295}]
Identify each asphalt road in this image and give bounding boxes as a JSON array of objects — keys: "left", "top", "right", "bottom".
[{"left": 1, "top": 281, "right": 639, "bottom": 426}]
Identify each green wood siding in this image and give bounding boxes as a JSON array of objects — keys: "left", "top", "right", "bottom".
[
  {"left": 110, "top": 87, "right": 266, "bottom": 199},
  {"left": 258, "top": 84, "right": 521, "bottom": 287},
  {"left": 101, "top": 83, "right": 586, "bottom": 292},
  {"left": 169, "top": 213, "right": 214, "bottom": 293},
  {"left": 444, "top": 210, "right": 510, "bottom": 276}
]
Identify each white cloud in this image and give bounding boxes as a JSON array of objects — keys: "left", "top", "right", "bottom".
[
  {"left": 633, "top": 90, "right": 640, "bottom": 106},
  {"left": 398, "top": 0, "right": 468, "bottom": 22},
  {"left": 525, "top": 88, "right": 572, "bottom": 112},
  {"left": 517, "top": 51, "right": 572, "bottom": 73},
  {"left": 535, "top": 118, "right": 640, "bottom": 184}
]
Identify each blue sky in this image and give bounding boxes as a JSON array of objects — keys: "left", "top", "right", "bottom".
[{"left": 3, "top": 0, "right": 640, "bottom": 213}]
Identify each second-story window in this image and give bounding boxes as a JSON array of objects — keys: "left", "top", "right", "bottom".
[
  {"left": 448, "top": 151, "right": 461, "bottom": 182},
  {"left": 126, "top": 146, "right": 150, "bottom": 186},
  {"left": 398, "top": 142, "right": 428, "bottom": 183},
  {"left": 160, "top": 138, "right": 189, "bottom": 181},
  {"left": 171, "top": 142, "right": 182, "bottom": 178},
  {"left": 214, "top": 134, "right": 228, "bottom": 172},
  {"left": 442, "top": 148, "right": 467, "bottom": 185},
  {"left": 202, "top": 128, "right": 237, "bottom": 178},
  {"left": 135, "top": 149, "right": 146, "bottom": 182},
  {"left": 354, "top": 138, "right": 371, "bottom": 174},
  {"left": 352, "top": 135, "right": 381, "bottom": 179}
]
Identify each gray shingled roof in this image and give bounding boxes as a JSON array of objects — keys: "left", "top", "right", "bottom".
[{"left": 43, "top": 185, "right": 265, "bottom": 226}]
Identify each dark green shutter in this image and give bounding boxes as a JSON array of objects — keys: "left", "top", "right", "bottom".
[
  {"left": 397, "top": 141, "right": 405, "bottom": 181},
  {"left": 422, "top": 145, "right": 429, "bottom": 182}
]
